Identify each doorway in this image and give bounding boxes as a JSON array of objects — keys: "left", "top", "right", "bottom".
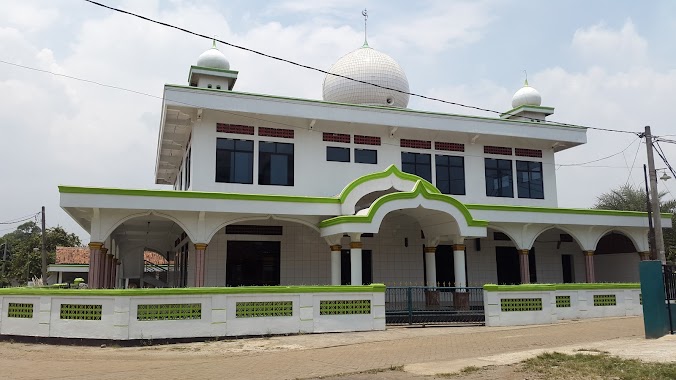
[
  {"left": 226, "top": 241, "right": 280, "bottom": 286},
  {"left": 340, "top": 249, "right": 372, "bottom": 285},
  {"left": 496, "top": 247, "right": 537, "bottom": 284}
]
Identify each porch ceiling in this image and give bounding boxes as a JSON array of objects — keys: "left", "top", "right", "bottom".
[{"left": 155, "top": 106, "right": 195, "bottom": 185}]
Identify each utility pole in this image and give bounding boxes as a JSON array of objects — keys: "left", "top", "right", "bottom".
[
  {"left": 41, "top": 206, "right": 47, "bottom": 279},
  {"left": 645, "top": 126, "right": 666, "bottom": 263},
  {"left": 644, "top": 164, "right": 656, "bottom": 258}
]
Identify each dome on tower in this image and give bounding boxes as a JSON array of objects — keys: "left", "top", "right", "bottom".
[
  {"left": 322, "top": 43, "right": 410, "bottom": 108},
  {"left": 196, "top": 41, "right": 230, "bottom": 70},
  {"left": 511, "top": 80, "right": 542, "bottom": 108}
]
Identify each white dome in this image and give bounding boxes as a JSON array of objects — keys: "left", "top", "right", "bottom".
[
  {"left": 323, "top": 44, "right": 409, "bottom": 108},
  {"left": 511, "top": 80, "right": 542, "bottom": 108},
  {"left": 196, "top": 42, "right": 230, "bottom": 70}
]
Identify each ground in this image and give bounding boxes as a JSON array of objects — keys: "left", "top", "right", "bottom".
[{"left": 0, "top": 317, "right": 673, "bottom": 380}]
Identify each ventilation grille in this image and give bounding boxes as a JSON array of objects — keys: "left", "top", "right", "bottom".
[
  {"left": 236, "top": 301, "right": 293, "bottom": 318},
  {"left": 435, "top": 142, "right": 465, "bottom": 152},
  {"left": 400, "top": 139, "right": 431, "bottom": 149},
  {"left": 259, "top": 127, "right": 294, "bottom": 139},
  {"left": 216, "top": 123, "right": 255, "bottom": 135},
  {"left": 7, "top": 303, "right": 33, "bottom": 318},
  {"left": 137, "top": 303, "right": 202, "bottom": 321},
  {"left": 515, "top": 148, "right": 543, "bottom": 158},
  {"left": 354, "top": 135, "right": 381, "bottom": 146},
  {"left": 500, "top": 298, "right": 543, "bottom": 312},
  {"left": 484, "top": 146, "right": 513, "bottom": 156},
  {"left": 323, "top": 132, "right": 350, "bottom": 143},
  {"left": 320, "top": 300, "right": 371, "bottom": 315},
  {"left": 60, "top": 304, "right": 102, "bottom": 320},
  {"left": 225, "top": 225, "right": 283, "bottom": 235}
]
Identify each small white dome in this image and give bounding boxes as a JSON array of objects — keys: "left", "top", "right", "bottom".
[
  {"left": 511, "top": 80, "right": 542, "bottom": 108},
  {"left": 196, "top": 42, "right": 230, "bottom": 70},
  {"left": 323, "top": 44, "right": 409, "bottom": 108}
]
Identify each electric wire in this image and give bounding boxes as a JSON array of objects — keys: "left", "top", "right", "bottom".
[
  {"left": 82, "top": 0, "right": 640, "bottom": 136},
  {"left": 624, "top": 138, "right": 642, "bottom": 187},
  {"left": 0, "top": 212, "right": 40, "bottom": 225},
  {"left": 556, "top": 138, "right": 639, "bottom": 167}
]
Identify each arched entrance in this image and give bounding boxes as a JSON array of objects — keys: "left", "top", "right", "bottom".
[{"left": 594, "top": 231, "right": 640, "bottom": 282}]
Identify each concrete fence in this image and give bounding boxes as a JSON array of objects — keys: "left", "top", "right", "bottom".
[
  {"left": 0, "top": 285, "right": 385, "bottom": 340},
  {"left": 483, "top": 283, "right": 642, "bottom": 327}
]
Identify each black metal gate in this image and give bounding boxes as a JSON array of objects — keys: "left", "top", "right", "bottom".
[
  {"left": 385, "top": 286, "right": 484, "bottom": 325},
  {"left": 664, "top": 264, "right": 675, "bottom": 334}
]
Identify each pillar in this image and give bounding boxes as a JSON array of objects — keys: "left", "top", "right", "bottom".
[
  {"left": 350, "top": 237, "right": 362, "bottom": 286},
  {"left": 194, "top": 243, "right": 207, "bottom": 287},
  {"left": 639, "top": 251, "right": 651, "bottom": 261},
  {"left": 101, "top": 248, "right": 110, "bottom": 289},
  {"left": 112, "top": 258, "right": 119, "bottom": 289},
  {"left": 424, "top": 246, "right": 437, "bottom": 287},
  {"left": 584, "top": 250, "right": 596, "bottom": 283},
  {"left": 453, "top": 244, "right": 467, "bottom": 288},
  {"left": 88, "top": 242, "right": 103, "bottom": 289},
  {"left": 107, "top": 254, "right": 115, "bottom": 288},
  {"left": 518, "top": 249, "right": 530, "bottom": 284},
  {"left": 330, "top": 245, "right": 342, "bottom": 285}
]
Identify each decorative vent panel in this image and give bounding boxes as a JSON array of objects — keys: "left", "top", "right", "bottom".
[
  {"left": 60, "top": 304, "right": 102, "bottom": 320},
  {"left": 216, "top": 123, "right": 255, "bottom": 135},
  {"left": 435, "top": 142, "right": 465, "bottom": 152},
  {"left": 400, "top": 139, "right": 431, "bottom": 149},
  {"left": 500, "top": 298, "right": 543, "bottom": 312},
  {"left": 354, "top": 135, "right": 381, "bottom": 146},
  {"left": 484, "top": 146, "right": 513, "bottom": 156},
  {"left": 555, "top": 296, "right": 571, "bottom": 308},
  {"left": 593, "top": 294, "right": 617, "bottom": 306},
  {"left": 323, "top": 132, "right": 351, "bottom": 143},
  {"left": 235, "top": 301, "right": 293, "bottom": 318},
  {"left": 7, "top": 303, "right": 33, "bottom": 318},
  {"left": 319, "top": 300, "right": 371, "bottom": 315},
  {"left": 515, "top": 148, "right": 543, "bottom": 158},
  {"left": 137, "top": 303, "right": 202, "bottom": 321},
  {"left": 225, "top": 225, "right": 283, "bottom": 235},
  {"left": 258, "top": 127, "right": 294, "bottom": 139}
]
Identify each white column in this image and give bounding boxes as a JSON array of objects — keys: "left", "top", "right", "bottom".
[
  {"left": 330, "top": 245, "right": 342, "bottom": 285},
  {"left": 424, "top": 246, "right": 437, "bottom": 287},
  {"left": 453, "top": 244, "right": 466, "bottom": 288},
  {"left": 350, "top": 235, "right": 362, "bottom": 286}
]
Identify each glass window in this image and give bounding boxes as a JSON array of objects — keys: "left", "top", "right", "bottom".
[
  {"left": 516, "top": 161, "right": 544, "bottom": 199},
  {"left": 326, "top": 146, "right": 350, "bottom": 162},
  {"left": 401, "top": 152, "right": 432, "bottom": 182},
  {"left": 435, "top": 155, "right": 465, "bottom": 195},
  {"left": 216, "top": 138, "right": 254, "bottom": 184},
  {"left": 485, "top": 158, "right": 513, "bottom": 197},
  {"left": 259, "top": 141, "right": 294, "bottom": 186},
  {"left": 355, "top": 148, "right": 377, "bottom": 164}
]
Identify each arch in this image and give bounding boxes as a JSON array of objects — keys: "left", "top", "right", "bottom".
[
  {"left": 485, "top": 225, "right": 522, "bottom": 249},
  {"left": 593, "top": 228, "right": 640, "bottom": 254},
  {"left": 204, "top": 215, "right": 321, "bottom": 243},
  {"left": 526, "top": 225, "right": 586, "bottom": 252},
  {"left": 337, "top": 165, "right": 441, "bottom": 215},
  {"left": 103, "top": 210, "right": 198, "bottom": 244},
  {"left": 321, "top": 181, "right": 487, "bottom": 237}
]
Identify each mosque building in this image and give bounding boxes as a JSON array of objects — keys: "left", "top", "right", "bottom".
[{"left": 58, "top": 33, "right": 667, "bottom": 292}]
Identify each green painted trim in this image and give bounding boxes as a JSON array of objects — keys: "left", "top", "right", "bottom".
[
  {"left": 59, "top": 186, "right": 340, "bottom": 204},
  {"left": 189, "top": 65, "right": 239, "bottom": 76},
  {"left": 320, "top": 181, "right": 488, "bottom": 228},
  {"left": 164, "top": 84, "right": 587, "bottom": 130},
  {"left": 500, "top": 104, "right": 555, "bottom": 117},
  {"left": 483, "top": 283, "right": 640, "bottom": 292},
  {"left": 0, "top": 284, "right": 385, "bottom": 296},
  {"left": 466, "top": 203, "right": 668, "bottom": 218},
  {"left": 337, "top": 164, "right": 440, "bottom": 203}
]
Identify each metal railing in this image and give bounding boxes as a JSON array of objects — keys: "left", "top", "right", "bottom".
[{"left": 385, "top": 286, "right": 484, "bottom": 325}]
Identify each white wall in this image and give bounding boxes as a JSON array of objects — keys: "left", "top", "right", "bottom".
[
  {"left": 595, "top": 253, "right": 640, "bottom": 282},
  {"left": 187, "top": 110, "right": 559, "bottom": 206}
]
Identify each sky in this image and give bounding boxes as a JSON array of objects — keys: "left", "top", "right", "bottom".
[{"left": 1, "top": 0, "right": 676, "bottom": 242}]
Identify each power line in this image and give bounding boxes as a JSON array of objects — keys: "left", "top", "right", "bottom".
[
  {"left": 624, "top": 138, "right": 642, "bottom": 187},
  {"left": 0, "top": 212, "right": 40, "bottom": 225},
  {"left": 82, "top": 0, "right": 640, "bottom": 136},
  {"left": 556, "top": 138, "right": 639, "bottom": 167}
]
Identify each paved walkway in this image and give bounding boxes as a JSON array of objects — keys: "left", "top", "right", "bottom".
[{"left": 0, "top": 317, "right": 670, "bottom": 380}]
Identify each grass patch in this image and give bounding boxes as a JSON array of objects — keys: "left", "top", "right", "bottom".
[
  {"left": 522, "top": 352, "right": 676, "bottom": 380},
  {"left": 460, "top": 366, "right": 481, "bottom": 374}
]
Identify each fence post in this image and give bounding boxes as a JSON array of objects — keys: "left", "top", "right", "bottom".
[
  {"left": 407, "top": 287, "right": 413, "bottom": 325},
  {"left": 665, "top": 265, "right": 674, "bottom": 334}
]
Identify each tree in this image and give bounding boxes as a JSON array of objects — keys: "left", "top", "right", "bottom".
[
  {"left": 0, "top": 221, "right": 81, "bottom": 284},
  {"left": 594, "top": 184, "right": 676, "bottom": 262}
]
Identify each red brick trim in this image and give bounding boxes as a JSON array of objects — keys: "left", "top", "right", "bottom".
[
  {"left": 354, "top": 135, "right": 381, "bottom": 146},
  {"left": 323, "top": 132, "right": 351, "bottom": 143},
  {"left": 435, "top": 142, "right": 465, "bottom": 152},
  {"left": 216, "top": 123, "right": 254, "bottom": 135},
  {"left": 259, "top": 127, "right": 294, "bottom": 139},
  {"left": 515, "top": 148, "right": 543, "bottom": 158},
  {"left": 484, "top": 146, "right": 513, "bottom": 156},
  {"left": 400, "top": 139, "right": 431, "bottom": 149}
]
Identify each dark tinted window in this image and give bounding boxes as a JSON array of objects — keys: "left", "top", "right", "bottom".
[
  {"left": 259, "top": 141, "right": 294, "bottom": 186},
  {"left": 216, "top": 138, "right": 254, "bottom": 184},
  {"left": 485, "top": 158, "right": 513, "bottom": 197},
  {"left": 435, "top": 155, "right": 465, "bottom": 195},
  {"left": 401, "top": 152, "right": 432, "bottom": 182},
  {"left": 355, "top": 148, "right": 377, "bottom": 164},
  {"left": 326, "top": 146, "right": 350, "bottom": 162},
  {"left": 516, "top": 161, "right": 544, "bottom": 199}
]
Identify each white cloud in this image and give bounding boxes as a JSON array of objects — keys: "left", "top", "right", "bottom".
[
  {"left": 0, "top": 1, "right": 60, "bottom": 33},
  {"left": 571, "top": 19, "right": 648, "bottom": 69}
]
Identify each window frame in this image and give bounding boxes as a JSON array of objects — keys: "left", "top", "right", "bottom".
[
  {"left": 326, "top": 146, "right": 350, "bottom": 163},
  {"left": 484, "top": 158, "right": 514, "bottom": 198},
  {"left": 435, "top": 154, "right": 465, "bottom": 195},
  {"left": 401, "top": 151, "right": 432, "bottom": 182},
  {"left": 354, "top": 148, "right": 378, "bottom": 164},
  {"left": 215, "top": 138, "right": 254, "bottom": 184},
  {"left": 258, "top": 140, "right": 294, "bottom": 186},
  {"left": 516, "top": 160, "right": 544, "bottom": 199}
]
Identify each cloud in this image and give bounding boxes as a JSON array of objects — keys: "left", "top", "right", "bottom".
[
  {"left": 0, "top": 1, "right": 60, "bottom": 33},
  {"left": 571, "top": 19, "right": 648, "bottom": 69}
]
